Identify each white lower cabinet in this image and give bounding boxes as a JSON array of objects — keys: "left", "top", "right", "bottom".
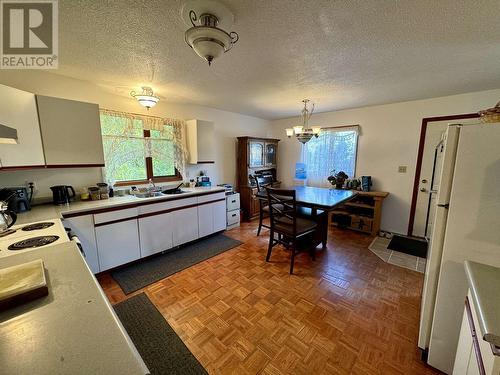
[
  {"left": 95, "top": 219, "right": 140, "bottom": 271},
  {"left": 198, "top": 200, "right": 227, "bottom": 236},
  {"left": 198, "top": 204, "right": 213, "bottom": 238},
  {"left": 213, "top": 200, "right": 227, "bottom": 232},
  {"left": 173, "top": 207, "right": 199, "bottom": 246},
  {"left": 139, "top": 212, "right": 173, "bottom": 257},
  {"left": 453, "top": 291, "right": 500, "bottom": 375},
  {"left": 68, "top": 192, "right": 227, "bottom": 273},
  {"left": 63, "top": 214, "right": 100, "bottom": 274}
]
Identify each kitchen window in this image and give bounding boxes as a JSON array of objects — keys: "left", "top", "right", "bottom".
[
  {"left": 100, "top": 110, "right": 185, "bottom": 185},
  {"left": 302, "top": 125, "right": 359, "bottom": 187}
]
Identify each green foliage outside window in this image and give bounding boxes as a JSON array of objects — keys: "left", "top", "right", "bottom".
[{"left": 100, "top": 113, "right": 176, "bottom": 182}]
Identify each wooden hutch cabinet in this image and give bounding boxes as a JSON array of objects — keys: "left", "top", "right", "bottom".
[{"left": 237, "top": 137, "right": 280, "bottom": 220}]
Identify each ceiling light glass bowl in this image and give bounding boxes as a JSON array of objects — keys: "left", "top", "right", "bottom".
[
  {"left": 185, "top": 11, "right": 238, "bottom": 66},
  {"left": 130, "top": 87, "right": 160, "bottom": 110}
]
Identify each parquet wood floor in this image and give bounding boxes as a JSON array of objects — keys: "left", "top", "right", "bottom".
[{"left": 98, "top": 221, "right": 442, "bottom": 375}]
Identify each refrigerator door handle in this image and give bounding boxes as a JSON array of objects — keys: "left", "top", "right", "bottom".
[{"left": 437, "top": 203, "right": 449, "bottom": 209}]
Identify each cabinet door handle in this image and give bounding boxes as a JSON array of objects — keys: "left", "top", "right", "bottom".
[{"left": 232, "top": 214, "right": 237, "bottom": 217}]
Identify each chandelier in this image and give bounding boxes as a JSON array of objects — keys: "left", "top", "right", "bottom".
[
  {"left": 184, "top": 1, "right": 239, "bottom": 66},
  {"left": 286, "top": 99, "right": 321, "bottom": 144},
  {"left": 130, "top": 87, "right": 159, "bottom": 110}
]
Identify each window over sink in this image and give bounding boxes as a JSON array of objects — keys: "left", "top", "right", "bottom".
[{"left": 100, "top": 110, "right": 186, "bottom": 185}]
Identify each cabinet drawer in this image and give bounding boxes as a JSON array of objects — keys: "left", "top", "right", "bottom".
[
  {"left": 138, "top": 200, "right": 177, "bottom": 215},
  {"left": 94, "top": 207, "right": 138, "bottom": 225},
  {"left": 227, "top": 209, "right": 240, "bottom": 226},
  {"left": 226, "top": 194, "right": 240, "bottom": 211},
  {"left": 198, "top": 192, "right": 225, "bottom": 204},
  {"left": 169, "top": 197, "right": 198, "bottom": 209}
]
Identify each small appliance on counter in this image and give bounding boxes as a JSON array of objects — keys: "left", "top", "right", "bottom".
[
  {"left": 0, "top": 187, "right": 31, "bottom": 213},
  {"left": 196, "top": 175, "right": 211, "bottom": 187},
  {"left": 50, "top": 185, "right": 76, "bottom": 205},
  {"left": 0, "top": 199, "right": 17, "bottom": 238}
]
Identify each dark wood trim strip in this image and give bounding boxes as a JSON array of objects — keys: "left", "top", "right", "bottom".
[
  {"left": 407, "top": 112, "right": 479, "bottom": 236},
  {"left": 138, "top": 198, "right": 225, "bottom": 219},
  {"left": 1, "top": 164, "right": 104, "bottom": 171},
  {"left": 465, "top": 297, "right": 486, "bottom": 375},
  {"left": 62, "top": 193, "right": 226, "bottom": 219},
  {"left": 1, "top": 165, "right": 46, "bottom": 171},
  {"left": 94, "top": 216, "right": 137, "bottom": 228},
  {"left": 94, "top": 198, "right": 226, "bottom": 225},
  {"left": 46, "top": 164, "right": 105, "bottom": 168}
]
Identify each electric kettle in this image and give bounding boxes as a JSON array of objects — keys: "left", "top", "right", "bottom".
[
  {"left": 50, "top": 185, "right": 76, "bottom": 205},
  {"left": 0, "top": 200, "right": 17, "bottom": 234}
]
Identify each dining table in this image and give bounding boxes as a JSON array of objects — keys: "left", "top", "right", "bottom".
[{"left": 256, "top": 185, "right": 357, "bottom": 248}]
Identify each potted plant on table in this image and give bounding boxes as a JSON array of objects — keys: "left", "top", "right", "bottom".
[{"left": 327, "top": 170, "right": 349, "bottom": 189}]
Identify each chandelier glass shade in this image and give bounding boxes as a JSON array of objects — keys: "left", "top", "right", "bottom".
[
  {"left": 286, "top": 99, "right": 321, "bottom": 144},
  {"left": 130, "top": 87, "right": 159, "bottom": 110},
  {"left": 185, "top": 11, "right": 238, "bottom": 66}
]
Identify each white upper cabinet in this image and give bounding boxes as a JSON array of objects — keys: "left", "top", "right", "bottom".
[
  {"left": 186, "top": 119, "right": 215, "bottom": 164},
  {"left": 0, "top": 84, "right": 45, "bottom": 168},
  {"left": 36, "top": 95, "right": 104, "bottom": 166}
]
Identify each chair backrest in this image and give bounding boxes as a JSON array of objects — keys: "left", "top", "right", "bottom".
[
  {"left": 251, "top": 175, "right": 267, "bottom": 192},
  {"left": 266, "top": 187, "right": 298, "bottom": 235}
]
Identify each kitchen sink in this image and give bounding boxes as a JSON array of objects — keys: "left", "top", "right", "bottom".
[
  {"left": 162, "top": 189, "right": 187, "bottom": 195},
  {"left": 134, "top": 192, "right": 165, "bottom": 198}
]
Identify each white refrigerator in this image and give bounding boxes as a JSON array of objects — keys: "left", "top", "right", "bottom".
[{"left": 418, "top": 122, "right": 500, "bottom": 374}]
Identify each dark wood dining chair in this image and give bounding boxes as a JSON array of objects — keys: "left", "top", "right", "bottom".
[
  {"left": 266, "top": 187, "right": 318, "bottom": 274},
  {"left": 251, "top": 175, "right": 270, "bottom": 236}
]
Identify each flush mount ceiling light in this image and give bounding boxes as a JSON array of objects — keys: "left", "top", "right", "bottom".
[
  {"left": 286, "top": 99, "right": 321, "bottom": 144},
  {"left": 182, "top": 0, "right": 239, "bottom": 66},
  {"left": 130, "top": 87, "right": 159, "bottom": 110}
]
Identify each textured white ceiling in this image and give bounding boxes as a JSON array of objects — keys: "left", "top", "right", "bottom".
[{"left": 57, "top": 0, "right": 500, "bottom": 119}]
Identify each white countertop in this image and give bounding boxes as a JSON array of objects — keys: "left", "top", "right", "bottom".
[
  {"left": 465, "top": 260, "right": 500, "bottom": 348},
  {"left": 0, "top": 241, "right": 149, "bottom": 375},
  {"left": 16, "top": 186, "right": 226, "bottom": 224}
]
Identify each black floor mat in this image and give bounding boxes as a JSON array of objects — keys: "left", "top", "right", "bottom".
[
  {"left": 387, "top": 235, "right": 428, "bottom": 258},
  {"left": 111, "top": 233, "right": 241, "bottom": 294},
  {"left": 114, "top": 293, "right": 208, "bottom": 375}
]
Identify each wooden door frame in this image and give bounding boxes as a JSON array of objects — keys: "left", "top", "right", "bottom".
[{"left": 407, "top": 112, "right": 479, "bottom": 236}]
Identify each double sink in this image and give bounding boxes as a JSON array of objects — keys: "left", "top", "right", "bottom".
[{"left": 134, "top": 188, "right": 188, "bottom": 199}]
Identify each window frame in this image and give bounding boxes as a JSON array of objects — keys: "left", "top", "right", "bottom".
[
  {"left": 105, "top": 127, "right": 181, "bottom": 187},
  {"left": 301, "top": 124, "right": 360, "bottom": 184}
]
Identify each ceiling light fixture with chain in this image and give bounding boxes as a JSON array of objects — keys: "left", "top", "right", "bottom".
[
  {"left": 182, "top": 0, "right": 239, "bottom": 66},
  {"left": 286, "top": 99, "right": 321, "bottom": 144}
]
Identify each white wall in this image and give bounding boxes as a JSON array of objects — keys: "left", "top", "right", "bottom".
[
  {"left": 0, "top": 71, "right": 269, "bottom": 199},
  {"left": 270, "top": 89, "right": 500, "bottom": 234}
]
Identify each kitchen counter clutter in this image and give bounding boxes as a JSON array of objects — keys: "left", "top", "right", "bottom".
[
  {"left": 453, "top": 261, "right": 500, "bottom": 375},
  {"left": 15, "top": 187, "right": 228, "bottom": 274},
  {"left": 0, "top": 242, "right": 148, "bottom": 375}
]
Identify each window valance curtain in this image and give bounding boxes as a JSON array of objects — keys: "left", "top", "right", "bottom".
[
  {"left": 99, "top": 109, "right": 188, "bottom": 179},
  {"left": 302, "top": 125, "right": 359, "bottom": 187}
]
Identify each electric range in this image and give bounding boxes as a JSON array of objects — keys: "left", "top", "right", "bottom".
[{"left": 0, "top": 219, "right": 69, "bottom": 258}]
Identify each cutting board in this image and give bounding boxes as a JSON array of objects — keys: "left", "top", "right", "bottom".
[{"left": 0, "top": 259, "right": 48, "bottom": 311}]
